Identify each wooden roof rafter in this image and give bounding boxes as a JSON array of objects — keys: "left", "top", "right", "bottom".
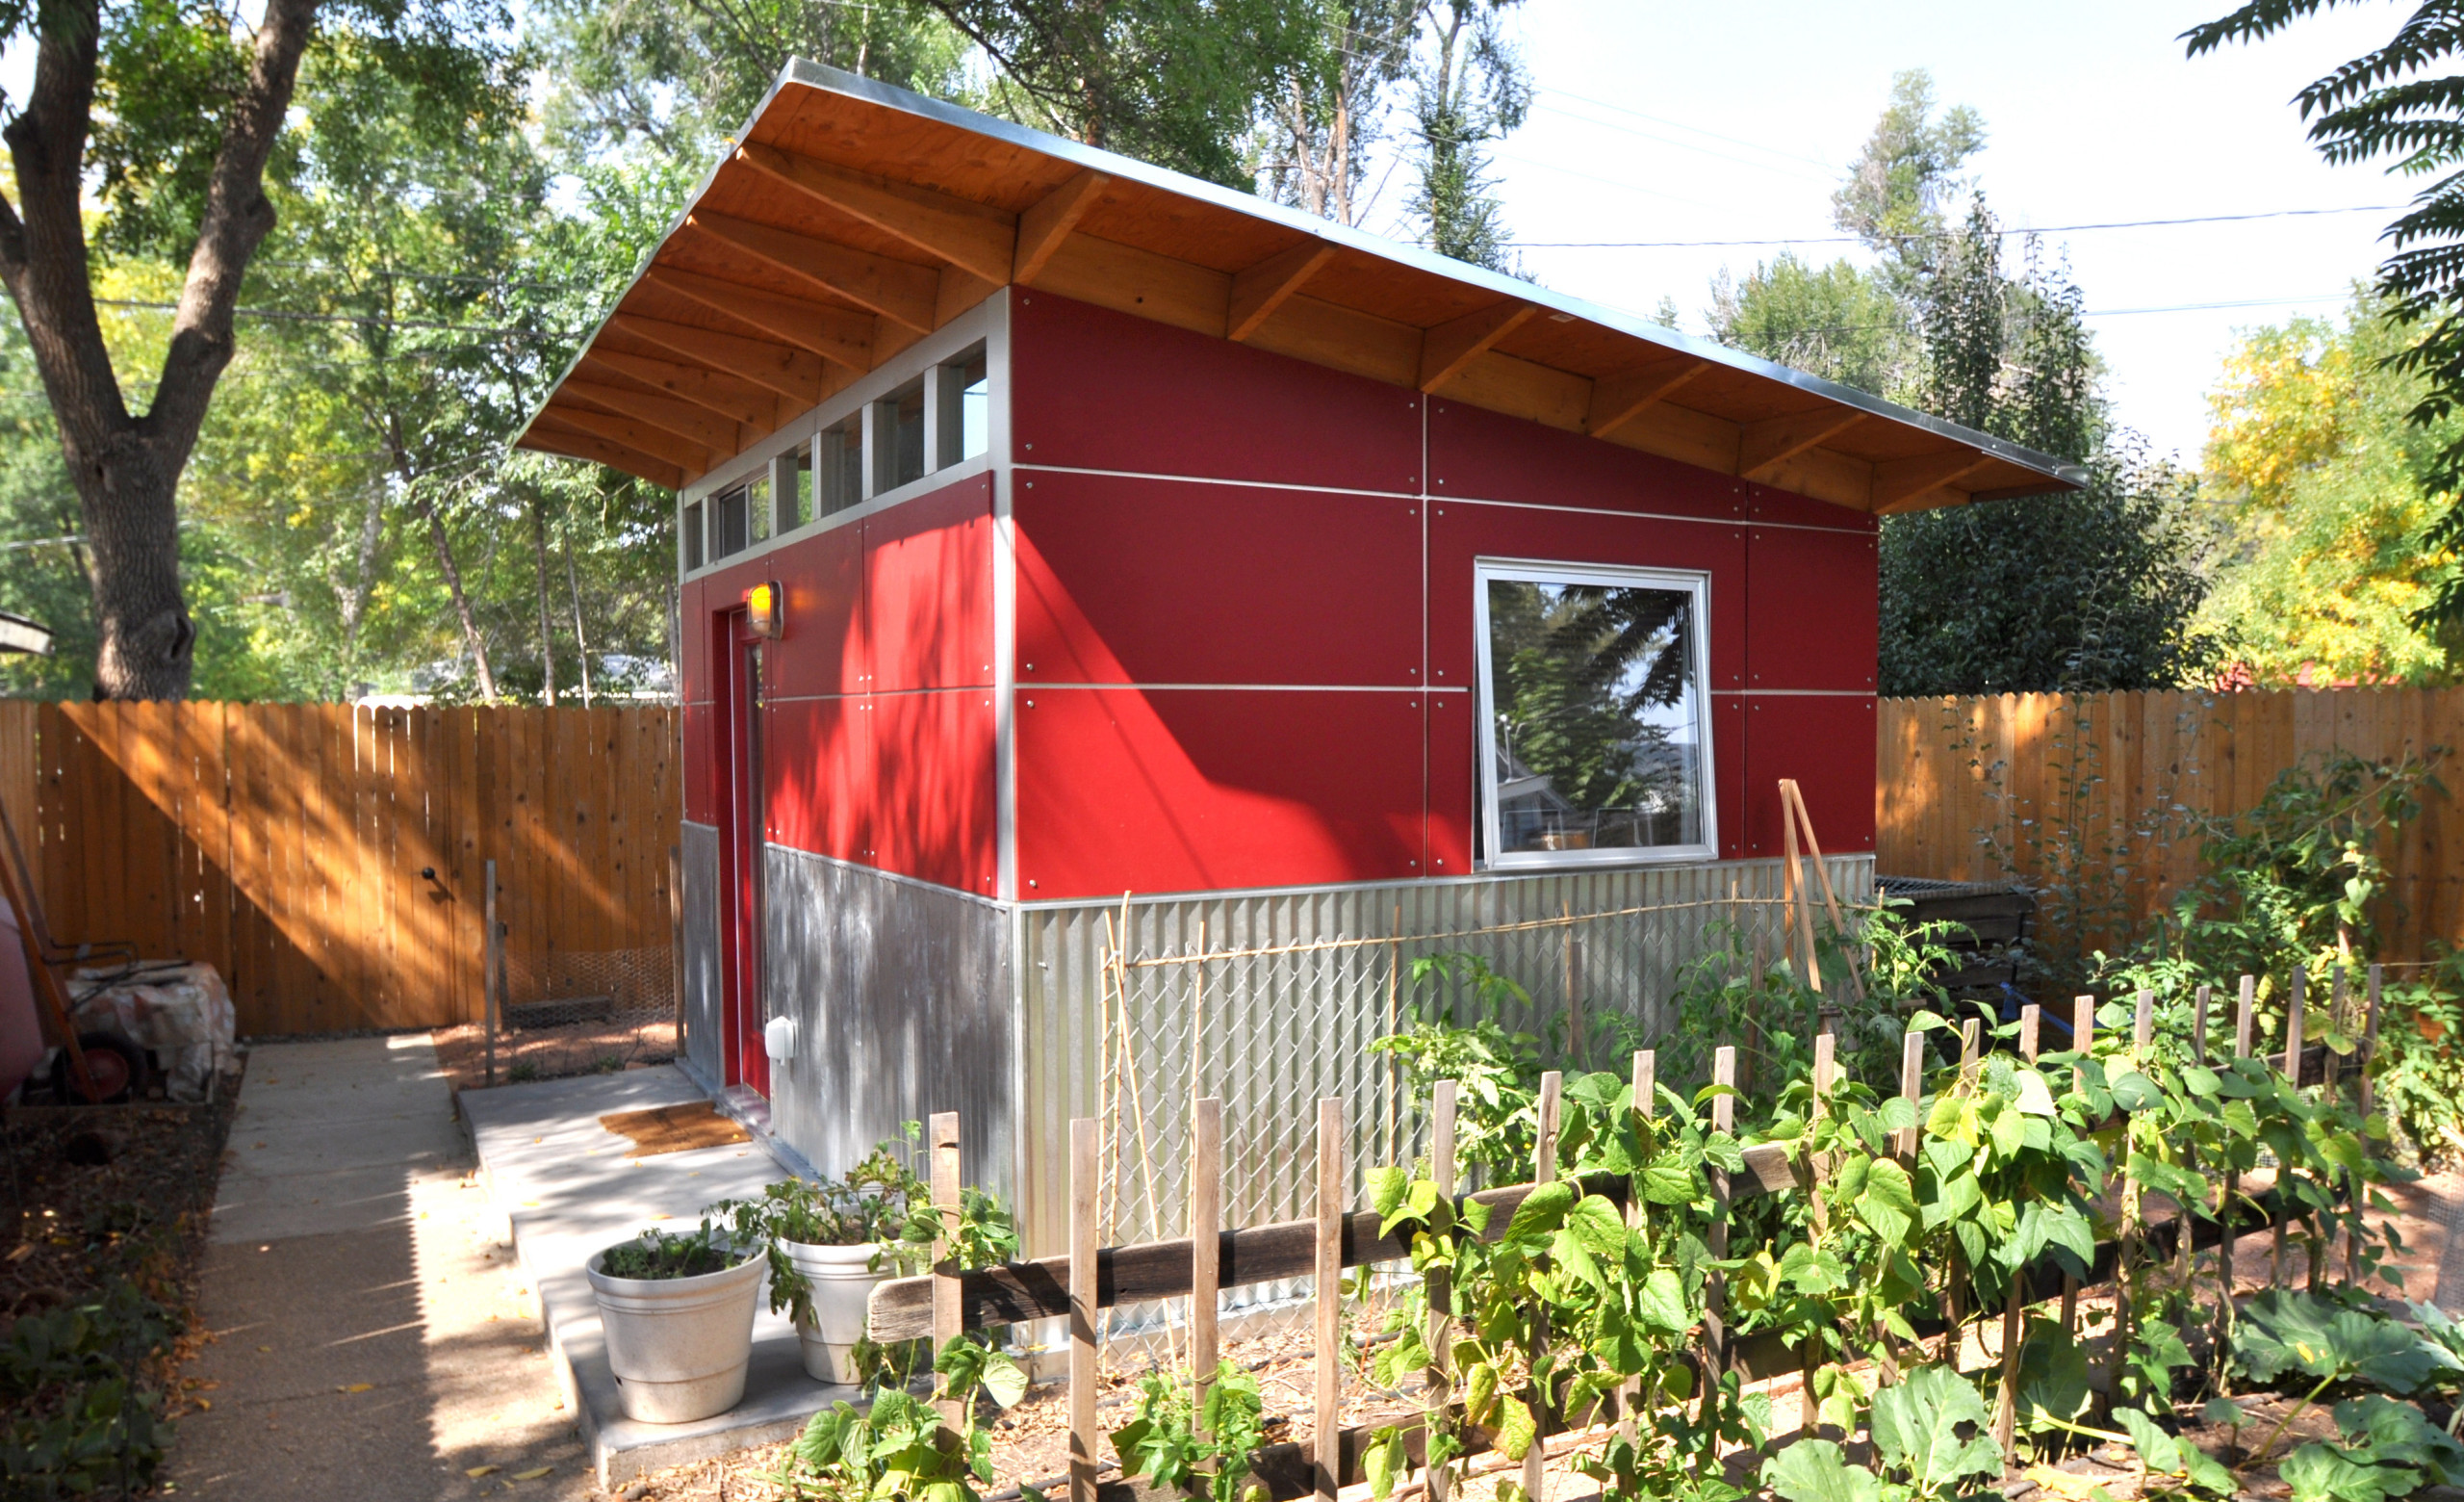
[
  {"left": 580, "top": 349, "right": 782, "bottom": 427},
  {"left": 560, "top": 376, "right": 743, "bottom": 454},
  {"left": 518, "top": 425, "right": 685, "bottom": 489},
  {"left": 518, "top": 62, "right": 2087, "bottom": 508}
]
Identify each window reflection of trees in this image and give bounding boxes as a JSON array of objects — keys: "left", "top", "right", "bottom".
[{"left": 1489, "top": 582, "right": 1699, "bottom": 851}]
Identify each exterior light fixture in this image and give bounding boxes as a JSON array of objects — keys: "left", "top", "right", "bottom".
[{"left": 744, "top": 582, "right": 783, "bottom": 638}]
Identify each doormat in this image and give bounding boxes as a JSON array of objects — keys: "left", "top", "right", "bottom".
[{"left": 597, "top": 1101, "right": 752, "bottom": 1157}]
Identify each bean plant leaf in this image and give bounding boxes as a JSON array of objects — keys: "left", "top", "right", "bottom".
[
  {"left": 2236, "top": 1290, "right": 2463, "bottom": 1394},
  {"left": 1368, "top": 1166, "right": 1408, "bottom": 1218},
  {"left": 1762, "top": 1439, "right": 1886, "bottom": 1502},
  {"left": 1857, "top": 1159, "right": 1918, "bottom": 1249},
  {"left": 1363, "top": 1427, "right": 1407, "bottom": 1500},
  {"left": 1505, "top": 1181, "right": 1576, "bottom": 1241},
  {"left": 2280, "top": 1442, "right": 2417, "bottom": 1502},
  {"left": 1635, "top": 1267, "right": 1690, "bottom": 1334},
  {"left": 2018, "top": 1322, "right": 2093, "bottom": 1432},
  {"left": 1497, "top": 1394, "right": 1537, "bottom": 1461},
  {"left": 1869, "top": 1364, "right": 2004, "bottom": 1492},
  {"left": 2334, "top": 1396, "right": 2464, "bottom": 1484}
]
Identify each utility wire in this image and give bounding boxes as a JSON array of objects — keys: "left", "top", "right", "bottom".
[{"left": 1510, "top": 205, "right": 2404, "bottom": 248}]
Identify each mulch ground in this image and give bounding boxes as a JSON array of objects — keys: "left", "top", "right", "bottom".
[{"left": 430, "top": 1018, "right": 679, "bottom": 1094}]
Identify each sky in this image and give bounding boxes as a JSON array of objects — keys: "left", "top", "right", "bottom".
[{"left": 1361, "top": 0, "right": 2414, "bottom": 466}]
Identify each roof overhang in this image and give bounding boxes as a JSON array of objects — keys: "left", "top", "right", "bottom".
[{"left": 517, "top": 60, "right": 2086, "bottom": 515}]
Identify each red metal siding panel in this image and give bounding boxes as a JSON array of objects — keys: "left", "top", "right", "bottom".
[
  {"left": 1014, "top": 473, "right": 1423, "bottom": 687},
  {"left": 681, "top": 702, "right": 715, "bottom": 824},
  {"left": 1748, "top": 484, "right": 1879, "bottom": 533},
  {"left": 764, "top": 695, "right": 870, "bottom": 865},
  {"left": 1015, "top": 687, "right": 1424, "bottom": 898},
  {"left": 1010, "top": 292, "right": 1423, "bottom": 494},
  {"left": 1426, "top": 398, "right": 1745, "bottom": 524},
  {"left": 1738, "top": 694, "right": 1877, "bottom": 858},
  {"left": 1714, "top": 694, "right": 1748, "bottom": 860},
  {"left": 873, "top": 690, "right": 998, "bottom": 894},
  {"left": 867, "top": 475, "right": 995, "bottom": 692},
  {"left": 1426, "top": 692, "right": 1475, "bottom": 876},
  {"left": 766, "top": 522, "right": 866, "bottom": 702},
  {"left": 1426, "top": 503, "right": 1747, "bottom": 691},
  {"left": 1744, "top": 525, "right": 1879, "bottom": 693}
]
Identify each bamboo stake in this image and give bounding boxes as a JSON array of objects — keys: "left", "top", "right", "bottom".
[
  {"left": 1429, "top": 1081, "right": 1458, "bottom": 1502},
  {"left": 2108, "top": 991, "right": 2154, "bottom": 1404},
  {"left": 932, "top": 1111, "right": 963, "bottom": 1427},
  {"left": 1069, "top": 1118, "right": 1099, "bottom": 1502},
  {"left": 2324, "top": 966, "right": 2347, "bottom": 1094},
  {"left": 1316, "top": 1099, "right": 1344, "bottom": 1502},
  {"left": 2179, "top": 987, "right": 2211, "bottom": 1294},
  {"left": 1527, "top": 1073, "right": 1561, "bottom": 1502},
  {"left": 1564, "top": 901, "right": 1585, "bottom": 1067},
  {"left": 2220, "top": 978, "right": 2255, "bottom": 1340},
  {"left": 1193, "top": 1096, "right": 1221, "bottom": 1420},
  {"left": 1781, "top": 785, "right": 1816, "bottom": 992},
  {"left": 1783, "top": 779, "right": 1864, "bottom": 1002}
]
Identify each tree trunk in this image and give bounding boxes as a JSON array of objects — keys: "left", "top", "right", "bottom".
[
  {"left": 0, "top": 0, "right": 321, "bottom": 700},
  {"left": 564, "top": 530, "right": 593, "bottom": 709},
  {"left": 414, "top": 489, "right": 497, "bottom": 701},
  {"left": 530, "top": 496, "right": 556, "bottom": 707}
]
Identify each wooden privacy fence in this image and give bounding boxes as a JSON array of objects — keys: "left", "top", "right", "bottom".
[
  {"left": 1878, "top": 687, "right": 2464, "bottom": 959},
  {"left": 0, "top": 699, "right": 680, "bottom": 1037},
  {"left": 871, "top": 977, "right": 2361, "bottom": 1502}
]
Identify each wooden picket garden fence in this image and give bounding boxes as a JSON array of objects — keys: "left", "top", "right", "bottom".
[{"left": 865, "top": 966, "right": 2386, "bottom": 1502}]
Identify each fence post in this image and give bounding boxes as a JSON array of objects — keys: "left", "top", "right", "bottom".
[
  {"left": 1193, "top": 1096, "right": 1221, "bottom": 1421},
  {"left": 1315, "top": 1099, "right": 1343, "bottom": 1502},
  {"left": 1895, "top": 1030, "right": 1922, "bottom": 1163},
  {"left": 932, "top": 1111, "right": 962, "bottom": 1428},
  {"left": 484, "top": 858, "right": 500, "bottom": 1086},
  {"left": 1069, "top": 1119, "right": 1098, "bottom": 1502},
  {"left": 1427, "top": 1081, "right": 1457, "bottom": 1502}
]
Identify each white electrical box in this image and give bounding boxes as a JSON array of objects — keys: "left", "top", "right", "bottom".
[{"left": 763, "top": 1015, "right": 797, "bottom": 1062}]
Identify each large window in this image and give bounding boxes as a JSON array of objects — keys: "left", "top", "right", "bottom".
[{"left": 1474, "top": 561, "right": 1715, "bottom": 866}]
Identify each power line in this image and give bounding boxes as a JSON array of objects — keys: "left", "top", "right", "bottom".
[
  {"left": 93, "top": 298, "right": 575, "bottom": 339},
  {"left": 1509, "top": 204, "right": 2404, "bottom": 248}
]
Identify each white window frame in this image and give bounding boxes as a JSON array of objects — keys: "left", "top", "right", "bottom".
[{"left": 1472, "top": 557, "right": 1718, "bottom": 869}]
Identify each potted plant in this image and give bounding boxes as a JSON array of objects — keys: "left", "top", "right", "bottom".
[
  {"left": 717, "top": 1126, "right": 1017, "bottom": 1385},
  {"left": 584, "top": 1220, "right": 766, "bottom": 1423}
]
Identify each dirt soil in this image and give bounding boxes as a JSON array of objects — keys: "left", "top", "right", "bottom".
[
  {"left": 611, "top": 1173, "right": 2464, "bottom": 1502},
  {"left": 1, "top": 1083, "right": 242, "bottom": 1486},
  {"left": 429, "top": 1018, "right": 678, "bottom": 1094}
]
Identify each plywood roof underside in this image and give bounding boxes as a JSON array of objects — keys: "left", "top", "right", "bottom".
[{"left": 517, "top": 64, "right": 2083, "bottom": 516}]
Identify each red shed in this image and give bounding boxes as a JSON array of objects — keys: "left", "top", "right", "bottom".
[{"left": 518, "top": 63, "right": 2078, "bottom": 1236}]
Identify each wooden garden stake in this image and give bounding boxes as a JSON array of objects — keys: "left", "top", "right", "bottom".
[
  {"left": 2108, "top": 992, "right": 2155, "bottom": 1404},
  {"left": 2347, "top": 967, "right": 2383, "bottom": 1282},
  {"left": 1995, "top": 1007, "right": 2044, "bottom": 1457},
  {"left": 2063, "top": 997, "right": 2093, "bottom": 1338},
  {"left": 1193, "top": 1096, "right": 1221, "bottom": 1419},
  {"left": 1527, "top": 1073, "right": 1561, "bottom": 1502},
  {"left": 1429, "top": 1081, "right": 1458, "bottom": 1502},
  {"left": 2019, "top": 1004, "right": 2040, "bottom": 1063},
  {"left": 1960, "top": 1017, "right": 1980, "bottom": 1080},
  {"left": 2180, "top": 987, "right": 2211, "bottom": 1293},
  {"left": 2324, "top": 966, "right": 2347, "bottom": 1093},
  {"left": 1781, "top": 785, "right": 1818, "bottom": 993},
  {"left": 1315, "top": 1099, "right": 1343, "bottom": 1502},
  {"left": 2276, "top": 967, "right": 2306, "bottom": 1286},
  {"left": 1623, "top": 1052, "right": 1654, "bottom": 1448},
  {"left": 2220, "top": 977, "right": 2254, "bottom": 1324},
  {"left": 1069, "top": 1118, "right": 1098, "bottom": 1502},
  {"left": 931, "top": 1111, "right": 962, "bottom": 1427},
  {"left": 1805, "top": 1033, "right": 1834, "bottom": 1438},
  {"left": 1781, "top": 779, "right": 1864, "bottom": 1002},
  {"left": 1896, "top": 1029, "right": 1923, "bottom": 1163},
  {"left": 1564, "top": 906, "right": 1586, "bottom": 1067},
  {"left": 1703, "top": 1049, "right": 1736, "bottom": 1424},
  {"left": 2193, "top": 982, "right": 2210, "bottom": 1064}
]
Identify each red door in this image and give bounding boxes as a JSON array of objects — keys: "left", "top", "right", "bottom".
[{"left": 713, "top": 608, "right": 771, "bottom": 1098}]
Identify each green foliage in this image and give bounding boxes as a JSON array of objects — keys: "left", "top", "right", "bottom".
[
  {"left": 1758, "top": 1368, "right": 2002, "bottom": 1502},
  {"left": 597, "top": 1222, "right": 744, "bottom": 1281},
  {"left": 1708, "top": 252, "right": 1910, "bottom": 399},
  {"left": 767, "top": 1335, "right": 1027, "bottom": 1502},
  {"left": 1830, "top": 69, "right": 1986, "bottom": 278},
  {"left": 2200, "top": 292, "right": 2464, "bottom": 686},
  {"left": 2183, "top": 3, "right": 2464, "bottom": 630},
  {"left": 2113, "top": 1406, "right": 2238, "bottom": 1497},
  {"left": 2231, "top": 1290, "right": 2461, "bottom": 1396},
  {"left": 1406, "top": 0, "right": 1529, "bottom": 272},
  {"left": 0, "top": 1282, "right": 175, "bottom": 1501},
  {"left": 2273, "top": 1398, "right": 2464, "bottom": 1502},
  {"left": 715, "top": 1125, "right": 1020, "bottom": 1327},
  {"left": 1112, "top": 1360, "right": 1270, "bottom": 1502}
]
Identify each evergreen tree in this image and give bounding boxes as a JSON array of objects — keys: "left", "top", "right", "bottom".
[{"left": 1407, "top": 0, "right": 1527, "bottom": 272}]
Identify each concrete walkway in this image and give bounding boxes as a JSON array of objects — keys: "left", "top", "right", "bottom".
[
  {"left": 459, "top": 1066, "right": 859, "bottom": 1486},
  {"left": 167, "top": 1036, "right": 595, "bottom": 1502}
]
